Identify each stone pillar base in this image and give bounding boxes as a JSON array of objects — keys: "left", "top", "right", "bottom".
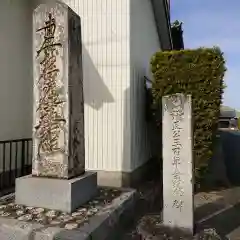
[{"left": 15, "top": 172, "right": 97, "bottom": 213}]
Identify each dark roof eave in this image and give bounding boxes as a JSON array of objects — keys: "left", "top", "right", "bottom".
[{"left": 151, "top": 0, "right": 173, "bottom": 51}]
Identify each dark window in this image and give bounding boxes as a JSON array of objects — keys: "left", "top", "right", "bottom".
[{"left": 219, "top": 121, "right": 230, "bottom": 128}]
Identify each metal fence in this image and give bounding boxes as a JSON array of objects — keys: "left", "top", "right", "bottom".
[{"left": 0, "top": 138, "right": 32, "bottom": 194}]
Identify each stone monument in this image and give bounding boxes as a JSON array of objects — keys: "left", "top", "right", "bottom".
[
  {"left": 15, "top": 1, "right": 97, "bottom": 213},
  {"left": 162, "top": 93, "right": 194, "bottom": 233}
]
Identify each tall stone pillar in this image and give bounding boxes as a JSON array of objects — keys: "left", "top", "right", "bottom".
[
  {"left": 15, "top": 1, "right": 97, "bottom": 213},
  {"left": 32, "top": 1, "right": 84, "bottom": 179}
]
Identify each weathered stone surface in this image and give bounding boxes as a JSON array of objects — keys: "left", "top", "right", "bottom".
[
  {"left": 15, "top": 172, "right": 97, "bottom": 213},
  {"left": 162, "top": 93, "right": 194, "bottom": 233},
  {"left": 0, "top": 189, "right": 136, "bottom": 240},
  {"left": 32, "top": 1, "right": 84, "bottom": 178},
  {"left": 0, "top": 218, "right": 42, "bottom": 240}
]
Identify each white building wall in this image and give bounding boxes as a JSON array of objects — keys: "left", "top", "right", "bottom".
[
  {"left": 33, "top": 0, "right": 130, "bottom": 172},
  {"left": 64, "top": 0, "right": 131, "bottom": 172},
  {"left": 59, "top": 0, "right": 161, "bottom": 172},
  {"left": 129, "top": 0, "right": 161, "bottom": 171},
  {"left": 1, "top": 0, "right": 161, "bottom": 174},
  {"left": 0, "top": 0, "right": 33, "bottom": 174},
  {"left": 0, "top": 0, "right": 32, "bottom": 141}
]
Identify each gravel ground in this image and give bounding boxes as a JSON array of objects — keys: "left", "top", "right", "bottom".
[
  {"left": 1, "top": 176, "right": 238, "bottom": 238},
  {"left": 136, "top": 215, "right": 223, "bottom": 240},
  {"left": 0, "top": 187, "right": 122, "bottom": 230}
]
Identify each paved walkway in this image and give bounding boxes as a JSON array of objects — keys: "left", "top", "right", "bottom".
[
  {"left": 2, "top": 175, "right": 240, "bottom": 239},
  {"left": 117, "top": 184, "right": 240, "bottom": 239}
]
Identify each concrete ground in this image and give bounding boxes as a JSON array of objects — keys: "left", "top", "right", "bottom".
[
  {"left": 2, "top": 170, "right": 240, "bottom": 239},
  {"left": 117, "top": 180, "right": 240, "bottom": 239}
]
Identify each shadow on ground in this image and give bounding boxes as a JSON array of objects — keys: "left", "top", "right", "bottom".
[
  {"left": 197, "top": 202, "right": 240, "bottom": 237},
  {"left": 195, "top": 187, "right": 240, "bottom": 238},
  {"left": 119, "top": 181, "right": 240, "bottom": 239}
]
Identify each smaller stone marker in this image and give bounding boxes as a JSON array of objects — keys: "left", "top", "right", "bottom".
[
  {"left": 15, "top": 1, "right": 97, "bottom": 213},
  {"left": 162, "top": 93, "right": 194, "bottom": 233}
]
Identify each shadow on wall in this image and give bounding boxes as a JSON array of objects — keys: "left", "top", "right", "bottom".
[
  {"left": 205, "top": 129, "right": 240, "bottom": 188},
  {"left": 218, "top": 130, "right": 240, "bottom": 185},
  {"left": 122, "top": 87, "right": 131, "bottom": 175},
  {"left": 121, "top": 0, "right": 162, "bottom": 187},
  {"left": 144, "top": 86, "right": 162, "bottom": 166},
  {"left": 121, "top": 85, "right": 162, "bottom": 187},
  {"left": 0, "top": 0, "right": 33, "bottom": 140},
  {"left": 82, "top": 45, "right": 114, "bottom": 110}
]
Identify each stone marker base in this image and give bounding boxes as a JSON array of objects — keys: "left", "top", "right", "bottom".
[
  {"left": 15, "top": 171, "right": 97, "bottom": 213},
  {"left": 0, "top": 189, "right": 136, "bottom": 240}
]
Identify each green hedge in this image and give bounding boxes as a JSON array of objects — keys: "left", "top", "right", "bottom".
[{"left": 150, "top": 47, "right": 226, "bottom": 183}]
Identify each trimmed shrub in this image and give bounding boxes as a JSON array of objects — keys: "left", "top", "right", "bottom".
[{"left": 150, "top": 47, "right": 226, "bottom": 184}]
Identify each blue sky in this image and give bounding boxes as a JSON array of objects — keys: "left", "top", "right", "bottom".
[{"left": 171, "top": 0, "right": 240, "bottom": 110}]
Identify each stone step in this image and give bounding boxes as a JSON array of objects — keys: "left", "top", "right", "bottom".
[
  {"left": 227, "top": 226, "right": 240, "bottom": 239},
  {"left": 195, "top": 188, "right": 240, "bottom": 239}
]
